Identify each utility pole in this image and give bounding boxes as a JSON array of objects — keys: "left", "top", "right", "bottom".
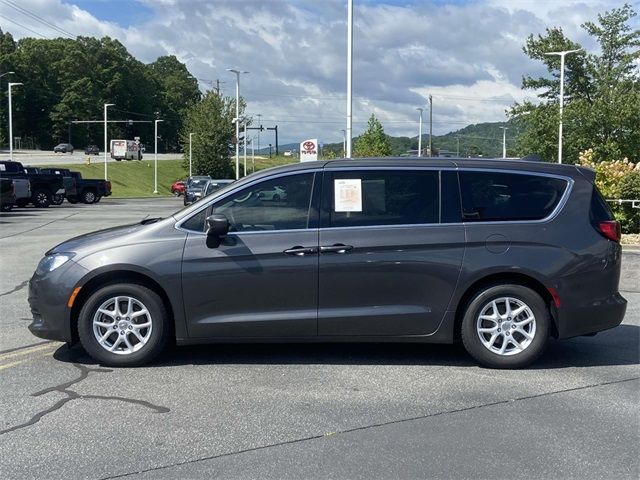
[
  {"left": 544, "top": 49, "right": 580, "bottom": 164},
  {"left": 8, "top": 82, "right": 23, "bottom": 161},
  {"left": 243, "top": 121, "right": 247, "bottom": 177},
  {"left": 456, "top": 135, "right": 460, "bottom": 157},
  {"left": 188, "top": 132, "right": 194, "bottom": 177},
  {"left": 154, "top": 118, "right": 163, "bottom": 194},
  {"left": 346, "top": 0, "right": 353, "bottom": 158},
  {"left": 340, "top": 129, "right": 346, "bottom": 157},
  {"left": 227, "top": 69, "right": 249, "bottom": 179},
  {"left": 429, "top": 94, "right": 433, "bottom": 157},
  {"left": 416, "top": 108, "right": 423, "bottom": 157},
  {"left": 500, "top": 126, "right": 508, "bottom": 158},
  {"left": 103, "top": 103, "right": 114, "bottom": 180},
  {"left": 257, "top": 113, "right": 262, "bottom": 154}
]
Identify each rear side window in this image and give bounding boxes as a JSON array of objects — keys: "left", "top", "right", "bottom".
[
  {"left": 327, "top": 170, "right": 439, "bottom": 227},
  {"left": 459, "top": 171, "right": 567, "bottom": 222},
  {"left": 589, "top": 185, "right": 614, "bottom": 222}
]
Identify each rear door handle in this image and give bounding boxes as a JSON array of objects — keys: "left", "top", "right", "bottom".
[
  {"left": 284, "top": 246, "right": 318, "bottom": 256},
  {"left": 320, "top": 244, "right": 353, "bottom": 254}
]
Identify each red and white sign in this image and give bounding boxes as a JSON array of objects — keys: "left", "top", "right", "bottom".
[{"left": 300, "top": 138, "right": 318, "bottom": 162}]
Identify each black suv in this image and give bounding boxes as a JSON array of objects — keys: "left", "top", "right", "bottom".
[
  {"left": 84, "top": 145, "right": 100, "bottom": 155},
  {"left": 28, "top": 158, "right": 626, "bottom": 368},
  {"left": 54, "top": 143, "right": 74, "bottom": 154}
]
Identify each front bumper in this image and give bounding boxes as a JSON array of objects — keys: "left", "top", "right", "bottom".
[
  {"left": 555, "top": 292, "right": 627, "bottom": 339},
  {"left": 27, "top": 260, "right": 88, "bottom": 343}
]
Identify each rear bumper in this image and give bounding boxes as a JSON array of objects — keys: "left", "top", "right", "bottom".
[{"left": 555, "top": 292, "right": 627, "bottom": 338}]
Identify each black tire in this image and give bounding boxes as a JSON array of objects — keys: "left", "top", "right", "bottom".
[
  {"left": 82, "top": 189, "right": 97, "bottom": 204},
  {"left": 67, "top": 197, "right": 78, "bottom": 204},
  {"left": 78, "top": 283, "right": 170, "bottom": 367},
  {"left": 1, "top": 204, "right": 13, "bottom": 212},
  {"left": 32, "top": 189, "right": 52, "bottom": 208},
  {"left": 52, "top": 194, "right": 64, "bottom": 205},
  {"left": 94, "top": 196, "right": 102, "bottom": 203},
  {"left": 460, "top": 284, "right": 550, "bottom": 369},
  {"left": 272, "top": 194, "right": 280, "bottom": 202},
  {"left": 172, "top": 189, "right": 179, "bottom": 196},
  {"left": 16, "top": 199, "right": 29, "bottom": 208}
]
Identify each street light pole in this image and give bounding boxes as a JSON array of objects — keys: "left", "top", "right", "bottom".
[
  {"left": 227, "top": 69, "right": 249, "bottom": 179},
  {"left": 257, "top": 113, "right": 262, "bottom": 155},
  {"left": 500, "top": 126, "right": 508, "bottom": 158},
  {"left": 416, "top": 107, "right": 423, "bottom": 157},
  {"left": 103, "top": 103, "right": 114, "bottom": 180},
  {"left": 545, "top": 49, "right": 580, "bottom": 164},
  {"left": 154, "top": 119, "right": 163, "bottom": 194},
  {"left": 428, "top": 94, "right": 433, "bottom": 156},
  {"left": 346, "top": 0, "right": 353, "bottom": 158},
  {"left": 8, "top": 82, "right": 23, "bottom": 162},
  {"left": 340, "top": 129, "right": 346, "bottom": 157},
  {"left": 189, "top": 132, "right": 193, "bottom": 177},
  {"left": 243, "top": 121, "right": 247, "bottom": 177}
]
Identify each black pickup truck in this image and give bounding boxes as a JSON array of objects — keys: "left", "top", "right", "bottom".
[
  {"left": 0, "top": 161, "right": 66, "bottom": 208},
  {"left": 0, "top": 178, "right": 15, "bottom": 211},
  {"left": 38, "top": 168, "right": 112, "bottom": 204}
]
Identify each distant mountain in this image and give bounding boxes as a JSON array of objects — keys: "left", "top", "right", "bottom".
[{"left": 254, "top": 121, "right": 517, "bottom": 157}]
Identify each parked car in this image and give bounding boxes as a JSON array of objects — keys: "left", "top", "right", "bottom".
[
  {"left": 0, "top": 161, "right": 66, "bottom": 208},
  {"left": 0, "top": 177, "right": 15, "bottom": 212},
  {"left": 39, "top": 168, "right": 112, "bottom": 204},
  {"left": 202, "top": 179, "right": 234, "bottom": 197},
  {"left": 54, "top": 143, "right": 74, "bottom": 154},
  {"left": 84, "top": 145, "right": 100, "bottom": 155},
  {"left": 6, "top": 177, "right": 31, "bottom": 207},
  {"left": 28, "top": 157, "right": 627, "bottom": 368},
  {"left": 183, "top": 176, "right": 211, "bottom": 206},
  {"left": 257, "top": 185, "right": 287, "bottom": 201},
  {"left": 171, "top": 180, "right": 186, "bottom": 196}
]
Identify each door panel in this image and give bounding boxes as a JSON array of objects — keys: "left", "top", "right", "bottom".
[
  {"left": 182, "top": 230, "right": 318, "bottom": 337},
  {"left": 318, "top": 169, "right": 464, "bottom": 336}
]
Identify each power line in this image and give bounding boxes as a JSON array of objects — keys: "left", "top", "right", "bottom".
[
  {"left": 0, "top": 0, "right": 75, "bottom": 39},
  {"left": 0, "top": 14, "right": 49, "bottom": 39}
]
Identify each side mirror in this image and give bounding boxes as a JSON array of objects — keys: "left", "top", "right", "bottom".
[{"left": 206, "top": 214, "right": 229, "bottom": 237}]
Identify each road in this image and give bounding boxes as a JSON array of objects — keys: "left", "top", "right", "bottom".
[
  {"left": 0, "top": 199, "right": 638, "bottom": 479},
  {"left": 2, "top": 150, "right": 180, "bottom": 166}
]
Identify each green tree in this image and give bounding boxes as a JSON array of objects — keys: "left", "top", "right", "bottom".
[
  {"left": 180, "top": 92, "right": 242, "bottom": 178},
  {"left": 511, "top": 4, "right": 640, "bottom": 163},
  {"left": 354, "top": 114, "right": 391, "bottom": 157}
]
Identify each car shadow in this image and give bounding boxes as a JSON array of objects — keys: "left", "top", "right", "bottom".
[{"left": 53, "top": 324, "right": 639, "bottom": 369}]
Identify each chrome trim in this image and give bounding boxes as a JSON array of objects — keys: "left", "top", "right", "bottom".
[{"left": 175, "top": 169, "right": 322, "bottom": 234}]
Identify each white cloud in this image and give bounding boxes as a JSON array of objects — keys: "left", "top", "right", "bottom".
[{"left": 1, "top": 0, "right": 626, "bottom": 145}]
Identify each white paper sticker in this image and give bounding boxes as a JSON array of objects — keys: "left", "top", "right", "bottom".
[
  {"left": 334, "top": 179, "right": 362, "bottom": 212},
  {"left": 0, "top": 164, "right": 5, "bottom": 171}
]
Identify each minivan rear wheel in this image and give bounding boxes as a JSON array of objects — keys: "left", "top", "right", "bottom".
[
  {"left": 461, "top": 284, "right": 549, "bottom": 369},
  {"left": 78, "top": 283, "right": 170, "bottom": 367}
]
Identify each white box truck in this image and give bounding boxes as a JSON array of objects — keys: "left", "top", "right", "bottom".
[{"left": 110, "top": 140, "right": 142, "bottom": 161}]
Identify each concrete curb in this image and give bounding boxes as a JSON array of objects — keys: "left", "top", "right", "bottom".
[{"left": 622, "top": 245, "right": 640, "bottom": 252}]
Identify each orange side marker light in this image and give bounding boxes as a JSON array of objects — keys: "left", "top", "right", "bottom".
[{"left": 67, "top": 286, "right": 82, "bottom": 308}]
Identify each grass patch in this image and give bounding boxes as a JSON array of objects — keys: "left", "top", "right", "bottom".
[{"left": 45, "top": 159, "right": 188, "bottom": 197}]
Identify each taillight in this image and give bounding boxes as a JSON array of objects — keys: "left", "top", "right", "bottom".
[
  {"left": 596, "top": 220, "right": 621, "bottom": 242},
  {"left": 107, "top": 181, "right": 112, "bottom": 191}
]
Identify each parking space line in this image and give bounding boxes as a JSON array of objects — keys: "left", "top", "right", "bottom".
[
  {"left": 0, "top": 352, "right": 52, "bottom": 370},
  {"left": 0, "top": 343, "right": 57, "bottom": 361}
]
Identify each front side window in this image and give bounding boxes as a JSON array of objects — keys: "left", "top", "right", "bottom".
[
  {"left": 212, "top": 173, "right": 315, "bottom": 232},
  {"left": 459, "top": 171, "right": 567, "bottom": 222},
  {"left": 327, "top": 170, "right": 439, "bottom": 228}
]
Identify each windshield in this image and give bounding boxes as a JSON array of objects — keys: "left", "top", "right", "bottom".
[{"left": 190, "top": 179, "right": 209, "bottom": 188}]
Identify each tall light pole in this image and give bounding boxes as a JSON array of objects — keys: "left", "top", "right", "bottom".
[
  {"left": 416, "top": 107, "right": 423, "bottom": 157},
  {"left": 227, "top": 69, "right": 249, "bottom": 179},
  {"left": 545, "top": 49, "right": 580, "bottom": 164},
  {"left": 8, "top": 82, "right": 23, "bottom": 161},
  {"left": 346, "top": 0, "right": 353, "bottom": 158},
  {"left": 428, "top": 94, "right": 433, "bottom": 157},
  {"left": 103, "top": 103, "right": 114, "bottom": 180},
  {"left": 340, "top": 129, "right": 346, "bottom": 157},
  {"left": 500, "top": 126, "right": 508, "bottom": 158},
  {"left": 243, "top": 120, "right": 247, "bottom": 177},
  {"left": 188, "top": 132, "right": 194, "bottom": 177},
  {"left": 257, "top": 113, "right": 262, "bottom": 154},
  {"left": 154, "top": 119, "right": 163, "bottom": 194}
]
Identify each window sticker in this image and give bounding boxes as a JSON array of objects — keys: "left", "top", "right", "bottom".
[
  {"left": 334, "top": 179, "right": 362, "bottom": 212},
  {"left": 0, "top": 164, "right": 5, "bottom": 171}
]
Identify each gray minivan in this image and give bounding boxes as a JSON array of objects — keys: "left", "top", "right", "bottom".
[{"left": 28, "top": 158, "right": 627, "bottom": 368}]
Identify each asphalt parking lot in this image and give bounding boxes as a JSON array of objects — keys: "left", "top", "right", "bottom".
[{"left": 1, "top": 198, "right": 638, "bottom": 480}]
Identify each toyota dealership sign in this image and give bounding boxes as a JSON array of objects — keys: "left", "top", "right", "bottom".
[{"left": 300, "top": 138, "right": 318, "bottom": 162}]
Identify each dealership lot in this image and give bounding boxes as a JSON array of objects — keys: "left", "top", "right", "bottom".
[{"left": 0, "top": 199, "right": 638, "bottom": 479}]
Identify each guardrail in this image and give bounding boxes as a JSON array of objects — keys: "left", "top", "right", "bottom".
[{"left": 607, "top": 199, "right": 640, "bottom": 209}]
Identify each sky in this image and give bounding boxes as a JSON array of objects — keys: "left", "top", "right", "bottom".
[{"left": 0, "top": 0, "right": 632, "bottom": 145}]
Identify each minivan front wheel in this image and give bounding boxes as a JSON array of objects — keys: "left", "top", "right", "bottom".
[
  {"left": 78, "top": 284, "right": 169, "bottom": 367},
  {"left": 461, "top": 284, "right": 549, "bottom": 369}
]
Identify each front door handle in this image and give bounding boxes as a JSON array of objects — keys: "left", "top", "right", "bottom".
[
  {"left": 284, "top": 246, "right": 317, "bottom": 256},
  {"left": 320, "top": 244, "right": 353, "bottom": 254}
]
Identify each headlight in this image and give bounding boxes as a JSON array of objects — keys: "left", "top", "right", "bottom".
[{"left": 36, "top": 253, "right": 75, "bottom": 275}]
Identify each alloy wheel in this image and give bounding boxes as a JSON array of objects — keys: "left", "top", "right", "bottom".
[
  {"left": 92, "top": 296, "right": 153, "bottom": 355},
  {"left": 476, "top": 297, "right": 536, "bottom": 356}
]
